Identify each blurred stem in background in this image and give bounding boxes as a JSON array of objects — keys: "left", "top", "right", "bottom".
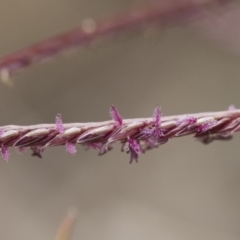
[
  {"left": 0, "top": 0, "right": 232, "bottom": 84},
  {"left": 54, "top": 209, "right": 77, "bottom": 240}
]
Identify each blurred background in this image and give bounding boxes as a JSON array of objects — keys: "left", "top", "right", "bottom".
[{"left": 0, "top": 0, "right": 240, "bottom": 239}]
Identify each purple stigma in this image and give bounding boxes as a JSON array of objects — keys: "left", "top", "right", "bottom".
[
  {"left": 55, "top": 114, "right": 64, "bottom": 133},
  {"left": 153, "top": 106, "right": 161, "bottom": 127},
  {"left": 127, "top": 138, "right": 141, "bottom": 164},
  {"left": 65, "top": 142, "right": 77, "bottom": 155},
  {"left": 1, "top": 145, "right": 9, "bottom": 161},
  {"left": 142, "top": 106, "right": 164, "bottom": 141},
  {"left": 110, "top": 105, "right": 123, "bottom": 127}
]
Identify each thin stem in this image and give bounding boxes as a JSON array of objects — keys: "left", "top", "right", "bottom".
[{"left": 0, "top": 0, "right": 228, "bottom": 80}]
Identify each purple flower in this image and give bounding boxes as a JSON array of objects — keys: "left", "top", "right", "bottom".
[
  {"left": 0, "top": 145, "right": 9, "bottom": 161},
  {"left": 122, "top": 137, "right": 141, "bottom": 164},
  {"left": 55, "top": 114, "right": 64, "bottom": 133},
  {"left": 65, "top": 142, "right": 77, "bottom": 155},
  {"left": 153, "top": 106, "right": 161, "bottom": 127},
  {"left": 142, "top": 106, "right": 164, "bottom": 141},
  {"left": 110, "top": 105, "right": 123, "bottom": 127}
]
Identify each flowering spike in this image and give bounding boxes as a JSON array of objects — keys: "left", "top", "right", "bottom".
[
  {"left": 65, "top": 142, "right": 77, "bottom": 155},
  {"left": 0, "top": 107, "right": 240, "bottom": 162},
  {"left": 55, "top": 114, "right": 64, "bottom": 133},
  {"left": 1, "top": 145, "right": 9, "bottom": 161},
  {"left": 110, "top": 105, "right": 123, "bottom": 126}
]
